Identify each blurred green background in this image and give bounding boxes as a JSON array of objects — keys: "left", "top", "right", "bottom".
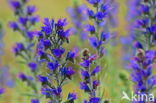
[{"left": 0, "top": 0, "right": 132, "bottom": 103}]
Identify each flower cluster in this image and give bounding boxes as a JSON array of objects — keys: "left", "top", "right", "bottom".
[
  {"left": 9, "top": 0, "right": 39, "bottom": 61},
  {"left": 76, "top": 0, "right": 116, "bottom": 102},
  {"left": 0, "top": 23, "right": 14, "bottom": 96},
  {"left": 9, "top": 0, "right": 40, "bottom": 102},
  {"left": 127, "top": 0, "right": 156, "bottom": 49},
  {"left": 79, "top": 49, "right": 101, "bottom": 103},
  {"left": 67, "top": 2, "right": 88, "bottom": 40},
  {"left": 84, "top": 0, "right": 111, "bottom": 57},
  {"left": 36, "top": 18, "right": 77, "bottom": 103},
  {"left": 130, "top": 46, "right": 156, "bottom": 97},
  {"left": 126, "top": 0, "right": 156, "bottom": 102},
  {"left": 0, "top": 23, "right": 5, "bottom": 95}
]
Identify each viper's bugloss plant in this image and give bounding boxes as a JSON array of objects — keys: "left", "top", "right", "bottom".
[
  {"left": 0, "top": 23, "right": 14, "bottom": 96},
  {"left": 85, "top": 0, "right": 113, "bottom": 56},
  {"left": 80, "top": 49, "right": 101, "bottom": 103},
  {"left": 9, "top": 0, "right": 40, "bottom": 102},
  {"left": 36, "top": 18, "right": 77, "bottom": 103},
  {"left": 67, "top": 2, "right": 88, "bottom": 40},
  {"left": 127, "top": 0, "right": 156, "bottom": 49},
  {"left": 0, "top": 23, "right": 5, "bottom": 95},
  {"left": 127, "top": 0, "right": 156, "bottom": 102},
  {"left": 77, "top": 0, "right": 116, "bottom": 102},
  {"left": 130, "top": 46, "right": 156, "bottom": 93}
]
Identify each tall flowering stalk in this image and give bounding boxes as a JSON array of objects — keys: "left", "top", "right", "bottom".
[
  {"left": 0, "top": 23, "right": 5, "bottom": 95},
  {"left": 0, "top": 23, "right": 14, "bottom": 96},
  {"left": 78, "top": 0, "right": 116, "bottom": 102},
  {"left": 67, "top": 1, "right": 88, "bottom": 40},
  {"left": 9, "top": 0, "right": 40, "bottom": 102},
  {"left": 127, "top": 0, "right": 156, "bottom": 49},
  {"left": 36, "top": 18, "right": 76, "bottom": 103},
  {"left": 127, "top": 0, "right": 156, "bottom": 102}
]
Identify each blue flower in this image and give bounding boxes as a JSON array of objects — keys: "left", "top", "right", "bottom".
[
  {"left": 47, "top": 61, "right": 59, "bottom": 71},
  {"left": 101, "top": 4, "right": 109, "bottom": 12},
  {"left": 85, "top": 24, "right": 95, "bottom": 34},
  {"left": 9, "top": 22, "right": 19, "bottom": 31},
  {"left": 89, "top": 97, "right": 100, "bottom": 103},
  {"left": 26, "top": 31, "right": 34, "bottom": 40},
  {"left": 89, "top": 37, "right": 102, "bottom": 48},
  {"left": 66, "top": 50, "right": 77, "bottom": 62},
  {"left": 81, "top": 69, "right": 90, "bottom": 79},
  {"left": 95, "top": 12, "right": 106, "bottom": 20},
  {"left": 42, "top": 18, "right": 54, "bottom": 35},
  {"left": 18, "top": 17, "right": 28, "bottom": 26},
  {"left": 100, "top": 32, "right": 109, "bottom": 41},
  {"left": 28, "top": 62, "right": 37, "bottom": 72},
  {"left": 80, "top": 60, "right": 90, "bottom": 68},
  {"left": 93, "top": 80, "right": 100, "bottom": 89},
  {"left": 38, "top": 75, "right": 49, "bottom": 85},
  {"left": 29, "top": 16, "right": 39, "bottom": 24},
  {"left": 67, "top": 4, "right": 87, "bottom": 28},
  {"left": 18, "top": 73, "right": 28, "bottom": 81},
  {"left": 41, "top": 87, "right": 52, "bottom": 96},
  {"left": 91, "top": 66, "right": 101, "bottom": 76},
  {"left": 57, "top": 29, "right": 71, "bottom": 39},
  {"left": 140, "top": 5, "right": 150, "bottom": 14},
  {"left": 60, "top": 67, "right": 75, "bottom": 79},
  {"left": 67, "top": 93, "right": 77, "bottom": 101},
  {"left": 134, "top": 41, "right": 143, "bottom": 49},
  {"left": 31, "top": 99, "right": 39, "bottom": 103},
  {"left": 56, "top": 18, "right": 67, "bottom": 28},
  {"left": 37, "top": 50, "right": 47, "bottom": 59},
  {"left": 87, "top": 0, "right": 101, "bottom": 5},
  {"left": 52, "top": 48, "right": 65, "bottom": 57},
  {"left": 41, "top": 39, "right": 52, "bottom": 49},
  {"left": 80, "top": 82, "right": 90, "bottom": 92},
  {"left": 52, "top": 87, "right": 62, "bottom": 96},
  {"left": 10, "top": 1, "right": 21, "bottom": 10},
  {"left": 87, "top": 9, "right": 95, "bottom": 18},
  {"left": 27, "top": 6, "right": 36, "bottom": 15},
  {"left": 13, "top": 43, "right": 25, "bottom": 55},
  {"left": 137, "top": 18, "right": 149, "bottom": 27},
  {"left": 0, "top": 88, "right": 5, "bottom": 95}
]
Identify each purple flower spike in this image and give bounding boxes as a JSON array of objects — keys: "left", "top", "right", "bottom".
[{"left": 36, "top": 18, "right": 76, "bottom": 102}]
